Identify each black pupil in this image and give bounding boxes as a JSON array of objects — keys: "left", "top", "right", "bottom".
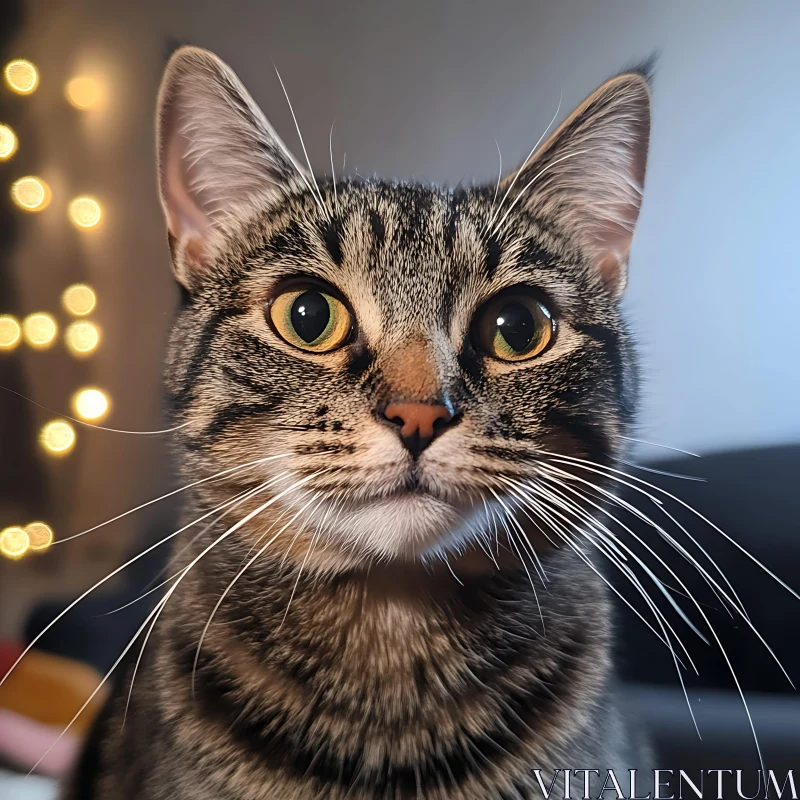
[
  {"left": 496, "top": 302, "right": 536, "bottom": 352},
  {"left": 291, "top": 291, "right": 330, "bottom": 343}
]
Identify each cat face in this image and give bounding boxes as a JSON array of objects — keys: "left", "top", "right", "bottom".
[{"left": 158, "top": 48, "right": 649, "bottom": 564}]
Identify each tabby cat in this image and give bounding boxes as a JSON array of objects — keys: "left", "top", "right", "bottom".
[{"left": 64, "top": 46, "right": 653, "bottom": 799}]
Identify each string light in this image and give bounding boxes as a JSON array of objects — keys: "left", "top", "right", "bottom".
[
  {"left": 65, "top": 76, "right": 102, "bottom": 109},
  {"left": 68, "top": 196, "right": 102, "bottom": 229},
  {"left": 64, "top": 320, "right": 100, "bottom": 355},
  {"left": 62, "top": 283, "right": 96, "bottom": 316},
  {"left": 0, "top": 315, "right": 22, "bottom": 350},
  {"left": 22, "top": 312, "right": 57, "bottom": 349},
  {"left": 0, "top": 527, "right": 29, "bottom": 560},
  {"left": 0, "top": 123, "right": 17, "bottom": 161},
  {"left": 40, "top": 419, "right": 76, "bottom": 456},
  {"left": 25, "top": 522, "right": 54, "bottom": 552},
  {"left": 11, "top": 176, "right": 51, "bottom": 212},
  {"left": 4, "top": 59, "right": 38, "bottom": 95},
  {"left": 72, "top": 387, "right": 109, "bottom": 421}
]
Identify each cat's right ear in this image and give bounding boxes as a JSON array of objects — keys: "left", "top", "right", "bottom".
[{"left": 157, "top": 46, "right": 307, "bottom": 291}]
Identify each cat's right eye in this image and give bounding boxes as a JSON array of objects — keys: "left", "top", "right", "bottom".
[
  {"left": 474, "top": 289, "right": 555, "bottom": 362},
  {"left": 268, "top": 285, "right": 353, "bottom": 353}
]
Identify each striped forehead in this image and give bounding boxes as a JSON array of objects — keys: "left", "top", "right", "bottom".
[
  {"left": 343, "top": 186, "right": 473, "bottom": 300},
  {"left": 327, "top": 183, "right": 497, "bottom": 332},
  {"left": 246, "top": 180, "right": 573, "bottom": 343}
]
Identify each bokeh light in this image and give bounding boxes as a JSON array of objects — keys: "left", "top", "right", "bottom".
[
  {"left": 4, "top": 59, "right": 38, "bottom": 95},
  {"left": 25, "top": 521, "right": 54, "bottom": 552},
  {"left": 0, "top": 123, "right": 18, "bottom": 161},
  {"left": 0, "top": 527, "right": 30, "bottom": 560},
  {"left": 72, "top": 387, "right": 110, "bottom": 421},
  {"left": 62, "top": 283, "right": 97, "bottom": 316},
  {"left": 65, "top": 76, "right": 102, "bottom": 109},
  {"left": 68, "top": 196, "right": 102, "bottom": 229},
  {"left": 22, "top": 312, "right": 57, "bottom": 349},
  {"left": 0, "top": 315, "right": 22, "bottom": 350},
  {"left": 64, "top": 320, "right": 100, "bottom": 356},
  {"left": 40, "top": 419, "right": 76, "bottom": 456},
  {"left": 11, "top": 176, "right": 52, "bottom": 212}
]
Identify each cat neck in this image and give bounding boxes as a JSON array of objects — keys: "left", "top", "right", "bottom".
[{"left": 155, "top": 525, "right": 613, "bottom": 795}]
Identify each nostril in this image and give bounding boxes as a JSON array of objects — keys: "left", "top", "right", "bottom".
[
  {"left": 381, "top": 402, "right": 457, "bottom": 456},
  {"left": 385, "top": 410, "right": 405, "bottom": 428},
  {"left": 432, "top": 413, "right": 454, "bottom": 437}
]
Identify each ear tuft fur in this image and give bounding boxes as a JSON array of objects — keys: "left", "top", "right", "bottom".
[
  {"left": 156, "top": 46, "right": 306, "bottom": 291},
  {"left": 498, "top": 69, "right": 652, "bottom": 298}
]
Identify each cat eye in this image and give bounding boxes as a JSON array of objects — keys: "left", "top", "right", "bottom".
[
  {"left": 269, "top": 285, "right": 352, "bottom": 353},
  {"left": 475, "top": 290, "right": 554, "bottom": 362}
]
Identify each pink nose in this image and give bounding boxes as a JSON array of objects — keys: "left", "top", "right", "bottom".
[{"left": 383, "top": 402, "right": 453, "bottom": 456}]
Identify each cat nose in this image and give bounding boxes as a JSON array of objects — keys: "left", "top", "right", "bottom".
[{"left": 382, "top": 402, "right": 455, "bottom": 457}]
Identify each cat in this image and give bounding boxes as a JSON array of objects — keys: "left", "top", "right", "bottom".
[{"left": 63, "top": 45, "right": 653, "bottom": 799}]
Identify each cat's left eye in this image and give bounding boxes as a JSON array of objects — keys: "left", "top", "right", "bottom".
[
  {"left": 269, "top": 286, "right": 352, "bottom": 353},
  {"left": 475, "top": 290, "right": 554, "bottom": 362}
]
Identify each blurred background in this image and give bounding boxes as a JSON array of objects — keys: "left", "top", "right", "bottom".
[{"left": 0, "top": 0, "right": 798, "bottom": 796}]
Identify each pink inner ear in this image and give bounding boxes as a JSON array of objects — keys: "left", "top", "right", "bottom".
[
  {"left": 597, "top": 250, "right": 625, "bottom": 293},
  {"left": 588, "top": 191, "right": 643, "bottom": 295},
  {"left": 163, "top": 129, "right": 212, "bottom": 257}
]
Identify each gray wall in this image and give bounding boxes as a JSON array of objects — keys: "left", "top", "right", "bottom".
[{"left": 7, "top": 0, "right": 799, "bottom": 547}]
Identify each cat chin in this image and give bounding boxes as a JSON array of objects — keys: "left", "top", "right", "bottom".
[{"left": 330, "top": 492, "right": 468, "bottom": 561}]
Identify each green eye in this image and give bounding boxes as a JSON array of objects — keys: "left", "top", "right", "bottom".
[
  {"left": 270, "top": 287, "right": 352, "bottom": 352},
  {"left": 477, "top": 292, "right": 554, "bottom": 362}
]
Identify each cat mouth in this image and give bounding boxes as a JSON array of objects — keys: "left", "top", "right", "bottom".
[
  {"left": 385, "top": 469, "right": 446, "bottom": 500},
  {"left": 344, "top": 468, "right": 453, "bottom": 507}
]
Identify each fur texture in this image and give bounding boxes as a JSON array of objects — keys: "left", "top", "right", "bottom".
[{"left": 63, "top": 46, "right": 653, "bottom": 799}]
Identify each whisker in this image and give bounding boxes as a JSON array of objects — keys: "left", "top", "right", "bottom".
[
  {"left": 443, "top": 558, "right": 464, "bottom": 586},
  {"left": 55, "top": 454, "right": 288, "bottom": 545},
  {"left": 500, "top": 478, "right": 694, "bottom": 672},
  {"left": 541, "top": 451, "right": 800, "bottom": 605},
  {"left": 28, "top": 589, "right": 174, "bottom": 775},
  {"left": 0, "top": 467, "right": 291, "bottom": 689},
  {"left": 544, "top": 469, "right": 791, "bottom": 687},
  {"left": 329, "top": 119, "right": 338, "bottom": 215},
  {"left": 486, "top": 92, "right": 562, "bottom": 234},
  {"left": 273, "top": 66, "right": 330, "bottom": 219},
  {"left": 492, "top": 149, "right": 590, "bottom": 236},
  {"left": 102, "top": 479, "right": 287, "bottom": 616},
  {"left": 491, "top": 139, "right": 502, "bottom": 208},
  {"left": 533, "top": 464, "right": 779, "bottom": 771},
  {"left": 0, "top": 385, "right": 190, "bottom": 436},
  {"left": 489, "top": 488, "right": 548, "bottom": 584},
  {"left": 506, "top": 479, "right": 700, "bottom": 733},
  {"left": 620, "top": 435, "right": 701, "bottom": 458},
  {"left": 190, "top": 474, "right": 328, "bottom": 692},
  {"left": 620, "top": 460, "right": 705, "bottom": 482},
  {"left": 279, "top": 498, "right": 330, "bottom": 624},
  {"left": 487, "top": 488, "right": 546, "bottom": 631},
  {"left": 277, "top": 490, "right": 329, "bottom": 571},
  {"left": 125, "top": 471, "right": 325, "bottom": 709},
  {"left": 536, "top": 476, "right": 710, "bottom": 644}
]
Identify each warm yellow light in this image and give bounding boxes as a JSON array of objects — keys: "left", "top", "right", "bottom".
[
  {"left": 40, "top": 419, "right": 76, "bottom": 455},
  {"left": 0, "top": 315, "right": 22, "bottom": 350},
  {"left": 0, "top": 527, "right": 29, "bottom": 560},
  {"left": 65, "top": 76, "right": 102, "bottom": 109},
  {"left": 25, "top": 521, "right": 54, "bottom": 552},
  {"left": 64, "top": 320, "right": 100, "bottom": 355},
  {"left": 68, "top": 196, "right": 102, "bottom": 229},
  {"left": 0, "top": 124, "right": 17, "bottom": 161},
  {"left": 11, "top": 176, "right": 51, "bottom": 212},
  {"left": 61, "top": 283, "right": 96, "bottom": 316},
  {"left": 72, "top": 387, "right": 109, "bottom": 421},
  {"left": 22, "top": 312, "right": 57, "bottom": 349},
  {"left": 4, "top": 60, "right": 38, "bottom": 95}
]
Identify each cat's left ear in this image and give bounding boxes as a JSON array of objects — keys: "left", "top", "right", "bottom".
[
  {"left": 157, "top": 46, "right": 307, "bottom": 290},
  {"left": 498, "top": 70, "right": 651, "bottom": 297}
]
